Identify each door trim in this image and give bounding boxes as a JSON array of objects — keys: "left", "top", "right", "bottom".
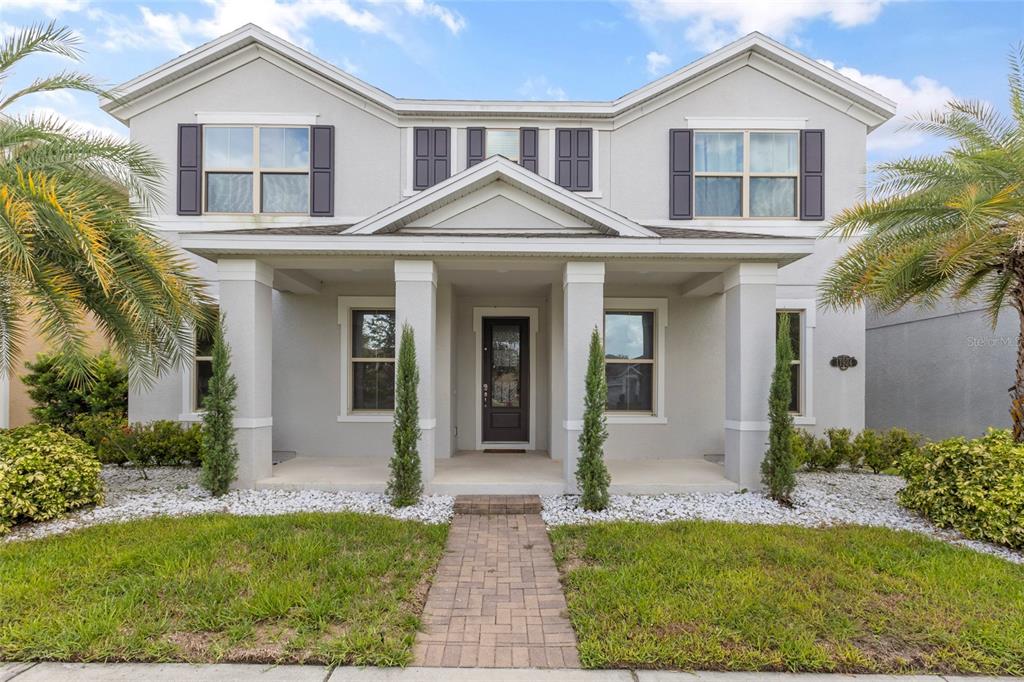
[{"left": 473, "top": 307, "right": 538, "bottom": 451}]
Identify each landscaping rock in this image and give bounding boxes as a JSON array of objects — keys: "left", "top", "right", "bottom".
[
  {"left": 542, "top": 471, "right": 1024, "bottom": 565},
  {"left": 3, "top": 466, "right": 453, "bottom": 542}
]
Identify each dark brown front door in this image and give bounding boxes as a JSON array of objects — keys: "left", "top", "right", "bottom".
[{"left": 482, "top": 317, "right": 529, "bottom": 443}]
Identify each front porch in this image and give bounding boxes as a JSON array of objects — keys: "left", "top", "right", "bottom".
[{"left": 256, "top": 451, "right": 738, "bottom": 495}]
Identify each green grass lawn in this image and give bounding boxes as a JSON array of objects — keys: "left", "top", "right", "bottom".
[
  {"left": 550, "top": 521, "right": 1024, "bottom": 675},
  {"left": 0, "top": 512, "right": 447, "bottom": 666}
]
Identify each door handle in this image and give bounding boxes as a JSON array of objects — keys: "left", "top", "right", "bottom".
[{"left": 482, "top": 383, "right": 489, "bottom": 407}]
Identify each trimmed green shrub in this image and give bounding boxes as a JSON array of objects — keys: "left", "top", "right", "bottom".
[
  {"left": 852, "top": 429, "right": 883, "bottom": 472},
  {"left": 73, "top": 410, "right": 130, "bottom": 464},
  {"left": 388, "top": 323, "right": 423, "bottom": 507},
  {"left": 74, "top": 414, "right": 203, "bottom": 467},
  {"left": 823, "top": 428, "right": 852, "bottom": 471},
  {"left": 201, "top": 314, "right": 238, "bottom": 496},
  {"left": 23, "top": 351, "right": 127, "bottom": 431},
  {"left": 883, "top": 428, "right": 921, "bottom": 470},
  {"left": 791, "top": 429, "right": 813, "bottom": 470},
  {"left": 576, "top": 326, "right": 611, "bottom": 511},
  {"left": 0, "top": 425, "right": 104, "bottom": 534},
  {"left": 898, "top": 428, "right": 1024, "bottom": 549},
  {"left": 802, "top": 431, "right": 840, "bottom": 471},
  {"left": 762, "top": 312, "right": 796, "bottom": 504}
]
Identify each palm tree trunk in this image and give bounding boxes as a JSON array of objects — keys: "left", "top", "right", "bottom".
[{"left": 1011, "top": 272, "right": 1024, "bottom": 442}]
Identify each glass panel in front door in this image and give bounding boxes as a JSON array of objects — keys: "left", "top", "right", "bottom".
[{"left": 490, "top": 324, "right": 521, "bottom": 408}]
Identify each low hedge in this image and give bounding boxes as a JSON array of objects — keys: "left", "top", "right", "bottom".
[
  {"left": 0, "top": 425, "right": 104, "bottom": 534},
  {"left": 73, "top": 413, "right": 202, "bottom": 467},
  {"left": 899, "top": 428, "right": 1024, "bottom": 550}
]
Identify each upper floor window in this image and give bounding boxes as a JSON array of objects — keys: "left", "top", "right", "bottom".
[
  {"left": 204, "top": 126, "right": 310, "bottom": 214},
  {"left": 485, "top": 129, "right": 519, "bottom": 161},
  {"left": 694, "top": 131, "right": 798, "bottom": 218}
]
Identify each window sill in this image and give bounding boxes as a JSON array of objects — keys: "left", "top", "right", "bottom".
[
  {"left": 337, "top": 413, "right": 393, "bottom": 423},
  {"left": 793, "top": 415, "right": 817, "bottom": 426},
  {"left": 606, "top": 414, "right": 668, "bottom": 425},
  {"left": 178, "top": 412, "right": 204, "bottom": 422}
]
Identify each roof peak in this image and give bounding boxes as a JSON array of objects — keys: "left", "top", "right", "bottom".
[{"left": 101, "top": 24, "right": 896, "bottom": 127}]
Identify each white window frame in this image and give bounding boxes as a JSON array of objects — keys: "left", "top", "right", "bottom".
[
  {"left": 485, "top": 128, "right": 520, "bottom": 162},
  {"left": 777, "top": 299, "right": 816, "bottom": 425},
  {"left": 337, "top": 296, "right": 395, "bottom": 422},
  {"left": 693, "top": 129, "right": 800, "bottom": 219},
  {"left": 203, "top": 125, "right": 310, "bottom": 216},
  {"left": 603, "top": 298, "right": 668, "bottom": 424}
]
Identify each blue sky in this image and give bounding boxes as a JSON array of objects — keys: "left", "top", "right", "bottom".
[{"left": 3, "top": 0, "right": 1022, "bottom": 165}]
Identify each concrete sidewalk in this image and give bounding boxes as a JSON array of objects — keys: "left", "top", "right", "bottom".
[{"left": 1, "top": 662, "right": 1018, "bottom": 682}]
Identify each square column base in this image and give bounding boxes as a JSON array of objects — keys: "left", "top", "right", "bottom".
[
  {"left": 232, "top": 425, "right": 273, "bottom": 489},
  {"left": 724, "top": 425, "right": 768, "bottom": 490}
]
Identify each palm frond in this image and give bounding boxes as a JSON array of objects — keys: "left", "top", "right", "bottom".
[
  {"left": 0, "top": 70, "right": 109, "bottom": 111},
  {"left": 0, "top": 22, "right": 82, "bottom": 77}
]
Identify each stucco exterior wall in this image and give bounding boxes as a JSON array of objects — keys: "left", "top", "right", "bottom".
[{"left": 866, "top": 301, "right": 1013, "bottom": 439}]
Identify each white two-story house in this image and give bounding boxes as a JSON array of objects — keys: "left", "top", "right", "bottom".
[{"left": 105, "top": 24, "right": 895, "bottom": 494}]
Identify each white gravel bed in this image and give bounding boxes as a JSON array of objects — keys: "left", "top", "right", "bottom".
[
  {"left": 542, "top": 471, "right": 1024, "bottom": 565},
  {"left": 3, "top": 466, "right": 453, "bottom": 543}
]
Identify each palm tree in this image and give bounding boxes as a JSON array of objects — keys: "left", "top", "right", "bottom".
[
  {"left": 0, "top": 22, "right": 213, "bottom": 386},
  {"left": 821, "top": 45, "right": 1024, "bottom": 439}
]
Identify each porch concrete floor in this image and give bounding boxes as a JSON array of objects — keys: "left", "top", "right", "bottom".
[{"left": 256, "top": 453, "right": 738, "bottom": 495}]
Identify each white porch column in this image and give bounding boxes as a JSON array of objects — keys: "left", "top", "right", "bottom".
[
  {"left": 562, "top": 261, "right": 605, "bottom": 492},
  {"left": 394, "top": 260, "right": 437, "bottom": 482},
  {"left": 218, "top": 259, "right": 273, "bottom": 488},
  {"left": 723, "top": 262, "right": 778, "bottom": 489}
]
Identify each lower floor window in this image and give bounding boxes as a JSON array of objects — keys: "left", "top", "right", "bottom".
[
  {"left": 193, "top": 316, "right": 216, "bottom": 411},
  {"left": 776, "top": 310, "right": 802, "bottom": 414},
  {"left": 351, "top": 309, "right": 396, "bottom": 410},
  {"left": 604, "top": 310, "right": 655, "bottom": 412}
]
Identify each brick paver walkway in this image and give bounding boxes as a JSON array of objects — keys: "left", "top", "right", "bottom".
[{"left": 413, "top": 500, "right": 580, "bottom": 668}]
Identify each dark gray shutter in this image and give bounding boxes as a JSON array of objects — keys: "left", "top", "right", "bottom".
[
  {"left": 413, "top": 127, "right": 450, "bottom": 190},
  {"left": 310, "top": 125, "right": 334, "bottom": 217},
  {"left": 467, "top": 127, "right": 485, "bottom": 167},
  {"left": 554, "top": 128, "right": 592, "bottom": 191},
  {"left": 177, "top": 124, "right": 202, "bottom": 216},
  {"left": 669, "top": 128, "right": 693, "bottom": 220},
  {"left": 800, "top": 129, "right": 825, "bottom": 221},
  {"left": 519, "top": 127, "right": 539, "bottom": 173}
]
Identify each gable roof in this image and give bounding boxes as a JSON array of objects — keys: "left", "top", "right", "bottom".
[
  {"left": 345, "top": 156, "right": 657, "bottom": 238},
  {"left": 101, "top": 24, "right": 896, "bottom": 128}
]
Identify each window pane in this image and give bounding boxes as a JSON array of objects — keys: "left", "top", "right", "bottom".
[
  {"left": 605, "top": 312, "right": 653, "bottom": 360},
  {"left": 486, "top": 129, "right": 519, "bottom": 161},
  {"left": 353, "top": 362, "right": 395, "bottom": 410},
  {"left": 750, "top": 177, "right": 796, "bottom": 217},
  {"left": 206, "top": 173, "right": 253, "bottom": 212},
  {"left": 260, "top": 127, "right": 310, "bottom": 169},
  {"left": 775, "top": 312, "right": 801, "bottom": 356},
  {"left": 750, "top": 132, "right": 798, "bottom": 173},
  {"left": 694, "top": 132, "right": 743, "bottom": 172},
  {"left": 353, "top": 310, "right": 395, "bottom": 358},
  {"left": 195, "top": 359, "right": 213, "bottom": 410},
  {"left": 490, "top": 324, "right": 521, "bottom": 408},
  {"left": 204, "top": 127, "right": 253, "bottom": 169},
  {"left": 789, "top": 364, "right": 800, "bottom": 413},
  {"left": 261, "top": 173, "right": 309, "bottom": 213},
  {"left": 605, "top": 363, "right": 654, "bottom": 412},
  {"left": 695, "top": 176, "right": 742, "bottom": 216}
]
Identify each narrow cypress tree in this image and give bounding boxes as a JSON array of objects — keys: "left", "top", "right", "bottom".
[
  {"left": 576, "top": 326, "right": 611, "bottom": 511},
  {"left": 762, "top": 313, "right": 797, "bottom": 504},
  {"left": 388, "top": 323, "right": 423, "bottom": 507},
  {"left": 200, "top": 313, "right": 238, "bottom": 496}
]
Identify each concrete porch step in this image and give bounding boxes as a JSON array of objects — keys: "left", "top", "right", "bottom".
[{"left": 453, "top": 495, "right": 543, "bottom": 515}]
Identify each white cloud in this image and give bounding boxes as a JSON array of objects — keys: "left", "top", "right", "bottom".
[
  {"left": 629, "top": 0, "right": 891, "bottom": 52},
  {"left": 97, "top": 0, "right": 462, "bottom": 54},
  {"left": 15, "top": 105, "right": 127, "bottom": 140},
  {"left": 645, "top": 51, "right": 671, "bottom": 76},
  {"left": 517, "top": 76, "right": 568, "bottom": 101},
  {"left": 2, "top": 0, "right": 88, "bottom": 16},
  {"left": 402, "top": 0, "right": 466, "bottom": 35},
  {"left": 818, "top": 59, "right": 957, "bottom": 152}
]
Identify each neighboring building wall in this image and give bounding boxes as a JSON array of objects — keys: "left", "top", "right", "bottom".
[
  {"left": 7, "top": 316, "right": 109, "bottom": 428},
  {"left": 866, "top": 300, "right": 1014, "bottom": 440}
]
